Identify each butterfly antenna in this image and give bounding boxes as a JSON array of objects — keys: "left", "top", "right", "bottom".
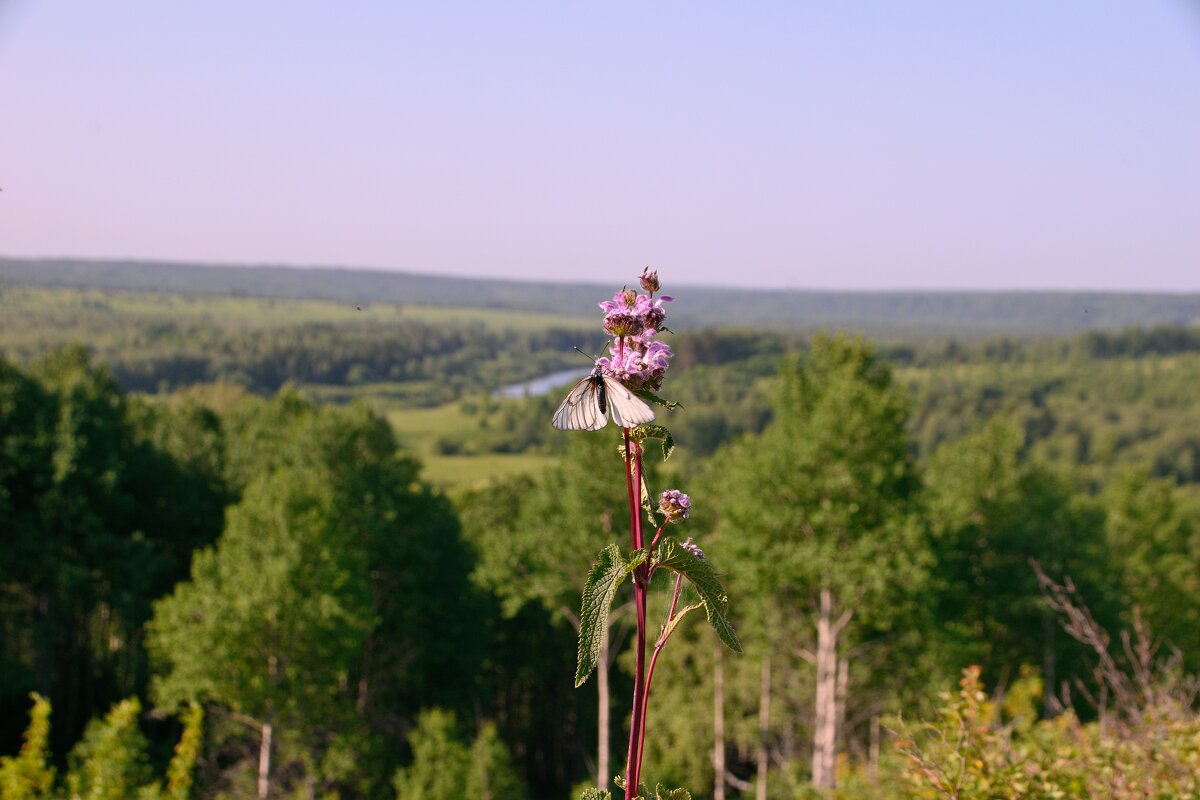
[{"left": 572, "top": 346, "right": 601, "bottom": 363}]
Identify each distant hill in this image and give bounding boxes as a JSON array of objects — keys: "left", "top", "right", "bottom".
[{"left": 3, "top": 256, "right": 1199, "bottom": 336}]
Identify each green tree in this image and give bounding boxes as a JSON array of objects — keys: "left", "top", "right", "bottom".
[
  {"left": 64, "top": 697, "right": 154, "bottom": 800},
  {"left": 0, "top": 348, "right": 224, "bottom": 754},
  {"left": 148, "top": 466, "right": 374, "bottom": 800},
  {"left": 0, "top": 694, "right": 55, "bottom": 800},
  {"left": 714, "top": 334, "right": 927, "bottom": 792},
  {"left": 148, "top": 394, "right": 482, "bottom": 799},
  {"left": 1102, "top": 469, "right": 1200, "bottom": 667},
  {"left": 162, "top": 704, "right": 203, "bottom": 800},
  {"left": 392, "top": 709, "right": 527, "bottom": 800},
  {"left": 925, "top": 417, "right": 1108, "bottom": 706}
]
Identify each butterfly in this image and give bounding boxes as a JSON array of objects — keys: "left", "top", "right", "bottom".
[{"left": 552, "top": 365, "right": 656, "bottom": 431}]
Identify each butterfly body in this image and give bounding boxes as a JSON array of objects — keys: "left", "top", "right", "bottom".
[{"left": 552, "top": 366, "right": 655, "bottom": 431}]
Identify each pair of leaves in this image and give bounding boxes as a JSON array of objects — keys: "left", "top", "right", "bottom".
[
  {"left": 575, "top": 537, "right": 743, "bottom": 689},
  {"left": 587, "top": 776, "right": 690, "bottom": 800}
]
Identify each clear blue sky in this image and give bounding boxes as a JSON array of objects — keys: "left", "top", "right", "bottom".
[{"left": 2, "top": 1, "right": 1198, "bottom": 290}]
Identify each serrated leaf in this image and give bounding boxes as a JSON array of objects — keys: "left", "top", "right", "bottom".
[
  {"left": 633, "top": 390, "right": 683, "bottom": 411},
  {"left": 578, "top": 790, "right": 612, "bottom": 800},
  {"left": 630, "top": 423, "right": 675, "bottom": 461},
  {"left": 612, "top": 776, "right": 651, "bottom": 799},
  {"left": 652, "top": 537, "right": 743, "bottom": 653},
  {"left": 576, "top": 545, "right": 647, "bottom": 687},
  {"left": 655, "top": 785, "right": 692, "bottom": 800},
  {"left": 659, "top": 602, "right": 702, "bottom": 644}
]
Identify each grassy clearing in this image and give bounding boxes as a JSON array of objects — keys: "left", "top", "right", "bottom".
[
  {"left": 386, "top": 405, "right": 476, "bottom": 449},
  {"left": 420, "top": 452, "right": 557, "bottom": 489},
  {"left": 1, "top": 285, "right": 591, "bottom": 332},
  {"left": 386, "top": 403, "right": 561, "bottom": 488}
]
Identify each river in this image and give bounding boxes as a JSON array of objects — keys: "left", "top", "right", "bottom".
[{"left": 494, "top": 367, "right": 591, "bottom": 399}]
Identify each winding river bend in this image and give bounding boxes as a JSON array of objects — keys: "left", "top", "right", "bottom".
[{"left": 494, "top": 367, "right": 591, "bottom": 399}]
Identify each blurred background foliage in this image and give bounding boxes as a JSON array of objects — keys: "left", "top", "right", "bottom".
[{"left": 2, "top": 274, "right": 1200, "bottom": 798}]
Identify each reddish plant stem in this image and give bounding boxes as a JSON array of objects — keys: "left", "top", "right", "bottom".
[
  {"left": 648, "top": 523, "right": 668, "bottom": 554},
  {"left": 622, "top": 429, "right": 637, "bottom": 550},
  {"left": 628, "top": 570, "right": 648, "bottom": 795},
  {"left": 635, "top": 573, "right": 684, "bottom": 775},
  {"left": 621, "top": 429, "right": 646, "bottom": 798},
  {"left": 625, "top": 449, "right": 649, "bottom": 797}
]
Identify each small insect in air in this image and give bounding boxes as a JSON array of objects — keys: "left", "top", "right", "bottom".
[
  {"left": 552, "top": 363, "right": 655, "bottom": 431},
  {"left": 355, "top": 305, "right": 363, "bottom": 311}
]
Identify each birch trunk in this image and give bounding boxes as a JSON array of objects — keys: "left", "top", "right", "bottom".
[
  {"left": 713, "top": 643, "right": 726, "bottom": 800},
  {"left": 811, "top": 588, "right": 841, "bottom": 791},
  {"left": 260, "top": 652, "right": 278, "bottom": 800},
  {"left": 756, "top": 656, "right": 771, "bottom": 800},
  {"left": 834, "top": 656, "right": 848, "bottom": 756},
  {"left": 258, "top": 713, "right": 273, "bottom": 800}
]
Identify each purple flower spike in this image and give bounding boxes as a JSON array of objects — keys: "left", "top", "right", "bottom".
[{"left": 659, "top": 489, "right": 691, "bottom": 523}]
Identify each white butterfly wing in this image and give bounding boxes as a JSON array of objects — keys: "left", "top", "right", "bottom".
[
  {"left": 552, "top": 376, "right": 608, "bottom": 431},
  {"left": 603, "top": 376, "right": 656, "bottom": 429}
]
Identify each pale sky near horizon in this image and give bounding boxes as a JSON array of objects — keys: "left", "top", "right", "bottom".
[{"left": 1, "top": 2, "right": 1198, "bottom": 291}]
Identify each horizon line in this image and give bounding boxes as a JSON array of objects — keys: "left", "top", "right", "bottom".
[{"left": 2, "top": 253, "right": 1198, "bottom": 297}]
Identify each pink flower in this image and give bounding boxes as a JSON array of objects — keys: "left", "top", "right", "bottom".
[{"left": 659, "top": 489, "right": 691, "bottom": 523}]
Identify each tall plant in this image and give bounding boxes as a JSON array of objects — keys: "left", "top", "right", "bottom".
[{"left": 560, "top": 270, "right": 742, "bottom": 800}]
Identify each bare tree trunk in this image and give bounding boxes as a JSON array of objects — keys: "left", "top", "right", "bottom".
[
  {"left": 713, "top": 643, "right": 726, "bottom": 800},
  {"left": 260, "top": 652, "right": 278, "bottom": 800},
  {"left": 834, "top": 656, "right": 849, "bottom": 762},
  {"left": 812, "top": 590, "right": 833, "bottom": 790},
  {"left": 598, "top": 626, "right": 611, "bottom": 791},
  {"left": 756, "top": 656, "right": 771, "bottom": 800},
  {"left": 812, "top": 588, "right": 850, "bottom": 792},
  {"left": 258, "top": 712, "right": 273, "bottom": 800}
]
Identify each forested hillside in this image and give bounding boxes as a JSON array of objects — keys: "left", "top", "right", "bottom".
[
  {"left": 6, "top": 256, "right": 1200, "bottom": 333},
  {"left": 2, "top": 279, "right": 1200, "bottom": 799}
]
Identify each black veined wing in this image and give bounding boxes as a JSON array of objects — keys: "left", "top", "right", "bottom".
[
  {"left": 602, "top": 375, "right": 655, "bottom": 428},
  {"left": 552, "top": 367, "right": 608, "bottom": 431},
  {"left": 551, "top": 367, "right": 655, "bottom": 431}
]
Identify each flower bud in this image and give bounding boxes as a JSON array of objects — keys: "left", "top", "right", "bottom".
[
  {"left": 681, "top": 536, "right": 705, "bottom": 560},
  {"left": 658, "top": 489, "right": 691, "bottom": 523},
  {"left": 639, "top": 267, "right": 661, "bottom": 293},
  {"left": 604, "top": 311, "right": 645, "bottom": 338}
]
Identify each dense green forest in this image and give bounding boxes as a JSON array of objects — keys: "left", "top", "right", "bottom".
[{"left": 2, "top": 278, "right": 1200, "bottom": 799}]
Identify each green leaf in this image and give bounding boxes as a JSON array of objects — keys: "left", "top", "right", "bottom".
[
  {"left": 578, "top": 790, "right": 612, "bottom": 800},
  {"left": 659, "top": 602, "right": 702, "bottom": 644},
  {"left": 633, "top": 390, "right": 683, "bottom": 411},
  {"left": 655, "top": 785, "right": 692, "bottom": 800},
  {"left": 630, "top": 423, "right": 675, "bottom": 461},
  {"left": 576, "top": 545, "right": 647, "bottom": 687},
  {"left": 637, "top": 474, "right": 661, "bottom": 529},
  {"left": 612, "top": 775, "right": 650, "bottom": 799},
  {"left": 652, "top": 537, "right": 743, "bottom": 653}
]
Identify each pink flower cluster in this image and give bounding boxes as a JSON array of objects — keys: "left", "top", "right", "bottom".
[
  {"left": 596, "top": 269, "right": 674, "bottom": 392},
  {"left": 658, "top": 489, "right": 691, "bottom": 523}
]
